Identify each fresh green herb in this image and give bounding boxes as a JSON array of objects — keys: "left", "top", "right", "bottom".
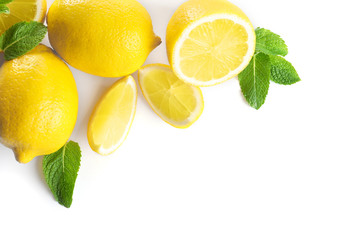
[
  {"left": 255, "top": 27, "right": 288, "bottom": 56},
  {"left": 0, "top": 0, "right": 13, "bottom": 4},
  {"left": 0, "top": 21, "right": 47, "bottom": 60},
  {"left": 0, "top": 0, "right": 13, "bottom": 14},
  {"left": 0, "top": 5, "right": 10, "bottom": 14},
  {"left": 239, "top": 28, "right": 300, "bottom": 109},
  {"left": 270, "top": 55, "right": 301, "bottom": 85},
  {"left": 43, "top": 141, "right": 82, "bottom": 208},
  {"left": 239, "top": 53, "right": 271, "bottom": 110}
]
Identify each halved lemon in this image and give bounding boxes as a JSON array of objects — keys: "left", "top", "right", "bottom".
[
  {"left": 0, "top": 0, "right": 47, "bottom": 34},
  {"left": 88, "top": 76, "right": 137, "bottom": 156},
  {"left": 138, "top": 64, "right": 204, "bottom": 129},
  {"left": 166, "top": 0, "right": 256, "bottom": 87}
]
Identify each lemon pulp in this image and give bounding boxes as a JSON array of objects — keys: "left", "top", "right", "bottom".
[
  {"left": 139, "top": 64, "right": 204, "bottom": 128},
  {"left": 179, "top": 18, "right": 250, "bottom": 82},
  {"left": 166, "top": 0, "right": 256, "bottom": 87},
  {"left": 88, "top": 76, "right": 137, "bottom": 155}
]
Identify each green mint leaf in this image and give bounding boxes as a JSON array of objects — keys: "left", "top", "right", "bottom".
[
  {"left": 0, "top": 21, "right": 47, "bottom": 60},
  {"left": 238, "top": 53, "right": 271, "bottom": 110},
  {"left": 43, "top": 141, "right": 82, "bottom": 208},
  {"left": 255, "top": 28, "right": 288, "bottom": 56},
  {"left": 0, "top": 0, "right": 13, "bottom": 4},
  {"left": 0, "top": 5, "right": 10, "bottom": 14},
  {"left": 0, "top": 34, "right": 4, "bottom": 49},
  {"left": 270, "top": 55, "right": 301, "bottom": 85},
  {"left": 0, "top": 0, "right": 13, "bottom": 14}
]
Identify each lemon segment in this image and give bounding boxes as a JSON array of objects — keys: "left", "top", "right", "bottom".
[
  {"left": 88, "top": 76, "right": 137, "bottom": 156},
  {"left": 0, "top": 0, "right": 46, "bottom": 34},
  {"left": 167, "top": 0, "right": 256, "bottom": 87},
  {"left": 138, "top": 64, "right": 204, "bottom": 128}
]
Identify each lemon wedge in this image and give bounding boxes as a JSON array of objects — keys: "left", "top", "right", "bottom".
[
  {"left": 166, "top": 0, "right": 256, "bottom": 87},
  {"left": 88, "top": 76, "right": 137, "bottom": 156},
  {"left": 138, "top": 64, "right": 204, "bottom": 128},
  {"left": 0, "top": 0, "right": 46, "bottom": 34}
]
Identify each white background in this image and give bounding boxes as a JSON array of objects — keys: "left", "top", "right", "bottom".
[{"left": 1, "top": 0, "right": 339, "bottom": 239}]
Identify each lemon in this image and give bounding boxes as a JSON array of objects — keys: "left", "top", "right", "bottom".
[
  {"left": 166, "top": 0, "right": 256, "bottom": 87},
  {"left": 88, "top": 76, "right": 137, "bottom": 156},
  {"left": 0, "top": 45, "right": 78, "bottom": 164},
  {"left": 0, "top": 0, "right": 47, "bottom": 34},
  {"left": 138, "top": 64, "right": 204, "bottom": 129},
  {"left": 47, "top": 0, "right": 161, "bottom": 78}
]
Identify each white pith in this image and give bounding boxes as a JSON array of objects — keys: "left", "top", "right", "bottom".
[
  {"left": 139, "top": 65, "right": 203, "bottom": 128},
  {"left": 173, "top": 13, "right": 256, "bottom": 87},
  {"left": 34, "top": 0, "right": 44, "bottom": 21}
]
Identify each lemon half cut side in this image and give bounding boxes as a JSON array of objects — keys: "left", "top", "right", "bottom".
[{"left": 167, "top": 0, "right": 256, "bottom": 87}]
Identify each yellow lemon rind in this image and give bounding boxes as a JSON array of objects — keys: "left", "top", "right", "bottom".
[{"left": 0, "top": 45, "right": 78, "bottom": 164}]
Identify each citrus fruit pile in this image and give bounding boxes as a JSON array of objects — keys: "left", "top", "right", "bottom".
[{"left": 0, "top": 0, "right": 255, "bottom": 160}]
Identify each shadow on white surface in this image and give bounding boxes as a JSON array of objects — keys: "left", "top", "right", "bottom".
[{"left": 34, "top": 156, "right": 52, "bottom": 196}]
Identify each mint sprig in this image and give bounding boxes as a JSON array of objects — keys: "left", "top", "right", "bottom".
[
  {"left": 0, "top": 0, "right": 13, "bottom": 14},
  {"left": 43, "top": 141, "right": 82, "bottom": 208},
  {"left": 0, "top": 21, "right": 47, "bottom": 60},
  {"left": 239, "top": 28, "right": 301, "bottom": 109}
]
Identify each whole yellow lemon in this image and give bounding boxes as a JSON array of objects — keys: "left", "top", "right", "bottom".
[
  {"left": 47, "top": 0, "right": 161, "bottom": 78},
  {"left": 0, "top": 45, "right": 78, "bottom": 164}
]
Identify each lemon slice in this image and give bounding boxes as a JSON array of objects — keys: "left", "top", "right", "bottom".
[
  {"left": 138, "top": 64, "right": 204, "bottom": 128},
  {"left": 166, "top": 0, "right": 256, "bottom": 87},
  {"left": 0, "top": 0, "right": 47, "bottom": 34},
  {"left": 88, "top": 76, "right": 137, "bottom": 156}
]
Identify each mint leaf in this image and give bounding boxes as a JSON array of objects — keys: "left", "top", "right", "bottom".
[
  {"left": 0, "top": 21, "right": 47, "bottom": 61},
  {"left": 43, "top": 141, "right": 81, "bottom": 208},
  {"left": 0, "top": 5, "right": 10, "bottom": 14},
  {"left": 0, "top": 34, "right": 4, "bottom": 49},
  {"left": 0, "top": 0, "right": 12, "bottom": 13},
  {"left": 270, "top": 55, "right": 301, "bottom": 85},
  {"left": 0, "top": 0, "right": 13, "bottom": 4},
  {"left": 239, "top": 53, "right": 271, "bottom": 110},
  {"left": 255, "top": 28, "right": 288, "bottom": 56}
]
